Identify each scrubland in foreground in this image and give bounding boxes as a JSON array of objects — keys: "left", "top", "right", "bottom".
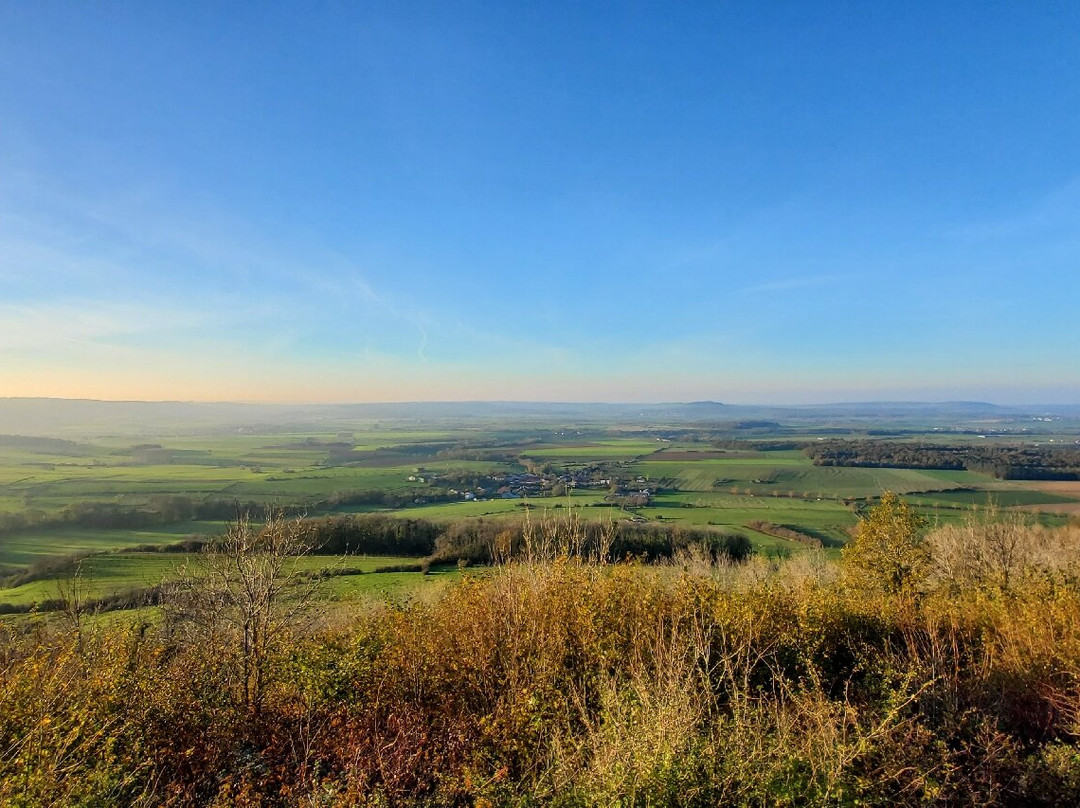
[{"left": 4, "top": 507, "right": 1080, "bottom": 806}]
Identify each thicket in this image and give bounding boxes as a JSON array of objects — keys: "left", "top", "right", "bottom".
[
  {"left": 292, "top": 512, "right": 752, "bottom": 566},
  {"left": 745, "top": 520, "right": 827, "bottom": 548},
  {"left": 5, "top": 505, "right": 1080, "bottom": 805},
  {"left": 428, "top": 515, "right": 752, "bottom": 566},
  {"left": 300, "top": 514, "right": 444, "bottom": 557}
]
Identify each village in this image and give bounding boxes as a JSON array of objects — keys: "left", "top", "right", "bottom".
[{"left": 406, "top": 467, "right": 655, "bottom": 505}]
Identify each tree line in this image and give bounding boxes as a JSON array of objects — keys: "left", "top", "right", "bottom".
[
  {"left": 805, "top": 439, "right": 1080, "bottom": 480},
  {"left": 300, "top": 513, "right": 753, "bottom": 565},
  {"left": 0, "top": 496, "right": 265, "bottom": 537}
]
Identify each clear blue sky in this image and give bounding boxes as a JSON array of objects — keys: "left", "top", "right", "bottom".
[{"left": 1, "top": 2, "right": 1077, "bottom": 403}]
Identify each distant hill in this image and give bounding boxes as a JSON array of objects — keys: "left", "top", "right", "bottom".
[{"left": 0, "top": 397, "right": 1076, "bottom": 438}]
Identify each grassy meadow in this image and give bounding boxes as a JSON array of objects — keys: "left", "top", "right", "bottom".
[{"left": 0, "top": 552, "right": 457, "bottom": 612}]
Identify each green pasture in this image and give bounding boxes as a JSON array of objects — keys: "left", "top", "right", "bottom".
[
  {"left": 640, "top": 491, "right": 857, "bottom": 544},
  {"left": 630, "top": 453, "right": 983, "bottom": 499},
  {"left": 382, "top": 490, "right": 610, "bottom": 522},
  {"left": 741, "top": 529, "right": 819, "bottom": 556},
  {"left": 321, "top": 565, "right": 464, "bottom": 602},
  {"left": 0, "top": 552, "right": 434, "bottom": 610},
  {"left": 520, "top": 441, "right": 664, "bottom": 460},
  {"left": 402, "top": 459, "right": 511, "bottom": 474},
  {"left": 0, "top": 521, "right": 227, "bottom": 570},
  {"left": 905, "top": 489, "right": 1080, "bottom": 509}
]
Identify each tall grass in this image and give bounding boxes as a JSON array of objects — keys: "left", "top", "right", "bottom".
[{"left": 3, "top": 515, "right": 1080, "bottom": 805}]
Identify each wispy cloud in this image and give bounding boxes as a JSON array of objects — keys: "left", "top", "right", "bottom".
[
  {"left": 736, "top": 273, "right": 858, "bottom": 295},
  {"left": 0, "top": 172, "right": 439, "bottom": 363},
  {"left": 269, "top": 260, "right": 434, "bottom": 361},
  {"left": 0, "top": 299, "right": 223, "bottom": 352}
]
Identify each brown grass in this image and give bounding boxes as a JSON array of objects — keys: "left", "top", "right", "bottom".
[
  {"left": 1017, "top": 502, "right": 1080, "bottom": 516},
  {"left": 5, "top": 513, "right": 1080, "bottom": 805},
  {"left": 1017, "top": 481, "right": 1080, "bottom": 497}
]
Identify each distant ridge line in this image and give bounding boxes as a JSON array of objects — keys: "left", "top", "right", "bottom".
[
  {"left": 1, "top": 396, "right": 1078, "bottom": 440},
  {"left": 3, "top": 397, "right": 1067, "bottom": 408}
]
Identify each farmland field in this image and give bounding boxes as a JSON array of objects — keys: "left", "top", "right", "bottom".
[
  {"left": 2, "top": 407, "right": 1079, "bottom": 613},
  {"left": 632, "top": 450, "right": 985, "bottom": 499},
  {"left": 0, "top": 521, "right": 226, "bottom": 570},
  {"left": 0, "top": 552, "right": 450, "bottom": 611},
  {"left": 519, "top": 440, "right": 664, "bottom": 459}
]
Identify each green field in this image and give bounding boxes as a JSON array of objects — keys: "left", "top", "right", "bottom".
[
  {"left": 0, "top": 551, "right": 449, "bottom": 611},
  {"left": 520, "top": 441, "right": 664, "bottom": 460},
  {"left": 0, "top": 521, "right": 227, "bottom": 569},
  {"left": 0, "top": 429, "right": 520, "bottom": 518},
  {"left": 319, "top": 565, "right": 464, "bottom": 602},
  {"left": 630, "top": 451, "right": 984, "bottom": 498},
  {"left": 3, "top": 420, "right": 1079, "bottom": 604},
  {"left": 906, "top": 489, "right": 1080, "bottom": 508},
  {"left": 382, "top": 490, "right": 610, "bottom": 521}
]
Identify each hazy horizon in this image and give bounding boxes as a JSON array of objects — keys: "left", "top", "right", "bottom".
[
  {"left": 2, "top": 4, "right": 1078, "bottom": 405},
  {"left": 2, "top": 395, "right": 1078, "bottom": 410}
]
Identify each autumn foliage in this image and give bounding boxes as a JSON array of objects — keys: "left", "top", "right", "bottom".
[{"left": 3, "top": 503, "right": 1080, "bottom": 805}]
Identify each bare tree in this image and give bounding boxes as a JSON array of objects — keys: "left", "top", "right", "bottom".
[
  {"left": 164, "top": 509, "right": 322, "bottom": 713},
  {"left": 54, "top": 559, "right": 90, "bottom": 641}
]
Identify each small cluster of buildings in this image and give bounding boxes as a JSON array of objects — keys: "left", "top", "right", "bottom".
[{"left": 407, "top": 467, "right": 655, "bottom": 503}]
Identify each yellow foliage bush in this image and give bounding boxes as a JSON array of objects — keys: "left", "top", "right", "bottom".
[{"left": 4, "top": 509, "right": 1080, "bottom": 805}]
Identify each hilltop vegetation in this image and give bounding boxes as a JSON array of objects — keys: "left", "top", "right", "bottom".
[{"left": 4, "top": 503, "right": 1080, "bottom": 805}]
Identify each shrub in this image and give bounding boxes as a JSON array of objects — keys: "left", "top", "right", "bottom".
[
  {"left": 842, "top": 492, "right": 929, "bottom": 595},
  {"left": 6, "top": 517, "right": 1080, "bottom": 805}
]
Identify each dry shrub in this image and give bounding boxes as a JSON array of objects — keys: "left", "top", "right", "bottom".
[
  {"left": 7, "top": 514, "right": 1080, "bottom": 805},
  {"left": 0, "top": 623, "right": 168, "bottom": 807},
  {"left": 929, "top": 511, "right": 1080, "bottom": 595},
  {"left": 556, "top": 665, "right": 706, "bottom": 805}
]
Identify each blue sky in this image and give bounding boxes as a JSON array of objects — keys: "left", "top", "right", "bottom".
[{"left": 1, "top": 2, "right": 1078, "bottom": 404}]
